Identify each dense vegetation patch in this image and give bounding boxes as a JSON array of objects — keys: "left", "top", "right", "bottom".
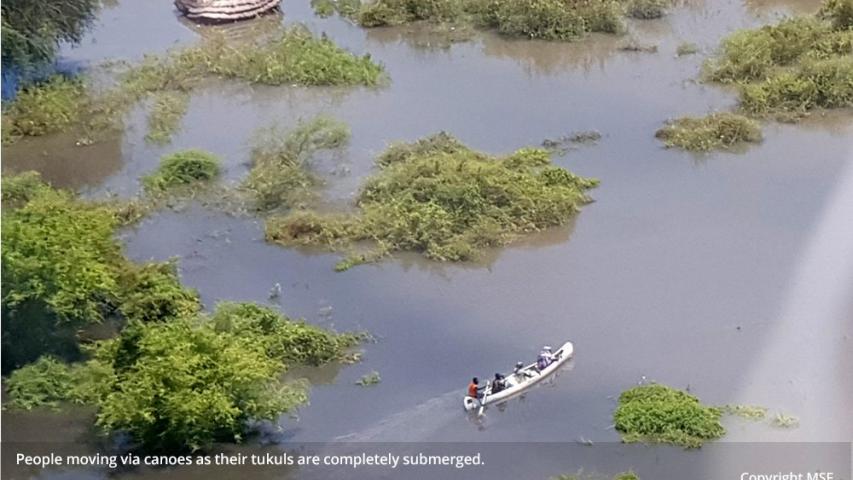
[
  {"left": 5, "top": 303, "right": 360, "bottom": 452},
  {"left": 655, "top": 113, "right": 763, "bottom": 151},
  {"left": 0, "top": 173, "right": 201, "bottom": 369},
  {"left": 704, "top": 1, "right": 853, "bottom": 119},
  {"left": 2, "top": 75, "right": 87, "bottom": 144},
  {"left": 265, "top": 132, "right": 598, "bottom": 268},
  {"left": 613, "top": 384, "right": 725, "bottom": 448},
  {"left": 243, "top": 117, "right": 351, "bottom": 212},
  {"left": 3, "top": 27, "right": 383, "bottom": 147},
  {"left": 142, "top": 150, "right": 222, "bottom": 193},
  {"left": 322, "top": 0, "right": 674, "bottom": 41}
]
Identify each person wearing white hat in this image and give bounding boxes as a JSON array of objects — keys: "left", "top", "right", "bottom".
[{"left": 537, "top": 346, "right": 554, "bottom": 371}]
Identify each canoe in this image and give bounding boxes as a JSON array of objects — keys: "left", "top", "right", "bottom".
[{"left": 463, "top": 341, "right": 573, "bottom": 411}]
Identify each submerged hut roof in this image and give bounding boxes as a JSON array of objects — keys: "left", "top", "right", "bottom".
[{"left": 175, "top": 0, "right": 281, "bottom": 21}]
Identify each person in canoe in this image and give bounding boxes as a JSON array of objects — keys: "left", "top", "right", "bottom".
[
  {"left": 537, "top": 346, "right": 554, "bottom": 371},
  {"left": 491, "top": 373, "right": 507, "bottom": 394},
  {"left": 468, "top": 377, "right": 484, "bottom": 399}
]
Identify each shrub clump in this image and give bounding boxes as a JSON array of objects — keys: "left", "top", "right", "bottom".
[
  {"left": 705, "top": 4, "right": 853, "bottom": 119},
  {"left": 626, "top": 0, "right": 669, "bottom": 19},
  {"left": 353, "top": 0, "right": 633, "bottom": 40},
  {"left": 2, "top": 75, "right": 87, "bottom": 144},
  {"left": 655, "top": 113, "right": 763, "bottom": 151},
  {"left": 243, "top": 117, "right": 351, "bottom": 212},
  {"left": 3, "top": 356, "right": 111, "bottom": 410},
  {"left": 614, "top": 384, "right": 725, "bottom": 448},
  {"left": 265, "top": 133, "right": 598, "bottom": 266},
  {"left": 142, "top": 149, "right": 221, "bottom": 193}
]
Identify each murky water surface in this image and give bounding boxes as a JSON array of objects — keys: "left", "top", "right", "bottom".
[{"left": 3, "top": 0, "right": 852, "bottom": 477}]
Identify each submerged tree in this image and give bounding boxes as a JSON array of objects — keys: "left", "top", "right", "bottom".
[{"left": 1, "top": 0, "right": 100, "bottom": 70}]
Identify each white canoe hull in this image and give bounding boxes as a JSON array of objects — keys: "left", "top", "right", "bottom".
[{"left": 463, "top": 341, "right": 573, "bottom": 411}]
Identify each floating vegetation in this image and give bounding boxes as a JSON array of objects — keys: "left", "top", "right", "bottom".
[
  {"left": 655, "top": 113, "right": 763, "bottom": 151},
  {"left": 722, "top": 404, "right": 768, "bottom": 421},
  {"left": 543, "top": 130, "right": 602, "bottom": 154},
  {"left": 243, "top": 117, "right": 351, "bottom": 212},
  {"left": 142, "top": 149, "right": 221, "bottom": 194},
  {"left": 1, "top": 75, "right": 87, "bottom": 144},
  {"left": 772, "top": 413, "right": 800, "bottom": 428},
  {"left": 613, "top": 383, "right": 725, "bottom": 448},
  {"left": 336, "top": 0, "right": 686, "bottom": 41},
  {"left": 704, "top": 2, "right": 853, "bottom": 120},
  {"left": 619, "top": 40, "right": 658, "bottom": 53},
  {"left": 144, "top": 91, "right": 190, "bottom": 145},
  {"left": 356, "top": 370, "right": 382, "bottom": 386},
  {"left": 265, "top": 132, "right": 598, "bottom": 268},
  {"left": 676, "top": 42, "right": 699, "bottom": 56}
]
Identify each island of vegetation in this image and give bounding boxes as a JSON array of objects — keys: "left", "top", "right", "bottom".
[
  {"left": 256, "top": 131, "right": 598, "bottom": 270},
  {"left": 613, "top": 383, "right": 725, "bottom": 449},
  {"left": 2, "top": 26, "right": 385, "bottom": 147},
  {"left": 657, "top": 0, "right": 852, "bottom": 151},
  {"left": 315, "top": 0, "right": 675, "bottom": 41},
  {"left": 2, "top": 173, "right": 363, "bottom": 452}
]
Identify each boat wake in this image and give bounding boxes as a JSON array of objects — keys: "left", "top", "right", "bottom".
[{"left": 333, "top": 390, "right": 462, "bottom": 442}]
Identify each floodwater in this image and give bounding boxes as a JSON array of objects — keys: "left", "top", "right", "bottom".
[{"left": 3, "top": 0, "right": 852, "bottom": 478}]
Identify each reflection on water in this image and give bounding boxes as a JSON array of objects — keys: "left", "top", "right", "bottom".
[{"left": 1, "top": 131, "right": 123, "bottom": 190}]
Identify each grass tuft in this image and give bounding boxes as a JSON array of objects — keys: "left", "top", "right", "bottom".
[
  {"left": 614, "top": 383, "right": 725, "bottom": 448},
  {"left": 655, "top": 113, "right": 763, "bottom": 151},
  {"left": 142, "top": 150, "right": 221, "bottom": 193},
  {"left": 144, "top": 91, "right": 190, "bottom": 145},
  {"left": 355, "top": 370, "right": 382, "bottom": 386},
  {"left": 243, "top": 117, "right": 351, "bottom": 212},
  {"left": 676, "top": 42, "right": 700, "bottom": 56}
]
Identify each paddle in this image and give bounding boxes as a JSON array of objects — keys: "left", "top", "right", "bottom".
[{"left": 478, "top": 381, "right": 490, "bottom": 417}]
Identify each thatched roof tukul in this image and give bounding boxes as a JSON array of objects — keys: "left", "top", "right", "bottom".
[{"left": 175, "top": 0, "right": 281, "bottom": 21}]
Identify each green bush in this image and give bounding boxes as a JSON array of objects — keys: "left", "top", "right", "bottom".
[
  {"left": 266, "top": 133, "right": 598, "bottom": 265},
  {"left": 655, "top": 113, "right": 763, "bottom": 151},
  {"left": 142, "top": 150, "right": 221, "bottom": 193},
  {"left": 739, "top": 57, "right": 853, "bottom": 114},
  {"left": 355, "top": 0, "right": 628, "bottom": 40},
  {"left": 358, "top": 0, "right": 463, "bottom": 26},
  {"left": 117, "top": 262, "right": 201, "bottom": 323},
  {"left": 1, "top": 182, "right": 122, "bottom": 323},
  {"left": 4, "top": 356, "right": 112, "bottom": 409},
  {"left": 2, "top": 75, "right": 87, "bottom": 143},
  {"left": 614, "top": 384, "right": 725, "bottom": 448},
  {"left": 95, "top": 318, "right": 304, "bottom": 452},
  {"left": 820, "top": 0, "right": 853, "bottom": 29},
  {"left": 1, "top": 170, "right": 51, "bottom": 207},
  {"left": 627, "top": 0, "right": 669, "bottom": 19},
  {"left": 144, "top": 91, "right": 190, "bottom": 145},
  {"left": 210, "top": 302, "right": 361, "bottom": 366}
]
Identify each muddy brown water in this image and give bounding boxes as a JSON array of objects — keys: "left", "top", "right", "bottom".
[{"left": 2, "top": 0, "right": 852, "bottom": 478}]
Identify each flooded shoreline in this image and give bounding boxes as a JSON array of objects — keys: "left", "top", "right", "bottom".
[{"left": 2, "top": 0, "right": 851, "bottom": 478}]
